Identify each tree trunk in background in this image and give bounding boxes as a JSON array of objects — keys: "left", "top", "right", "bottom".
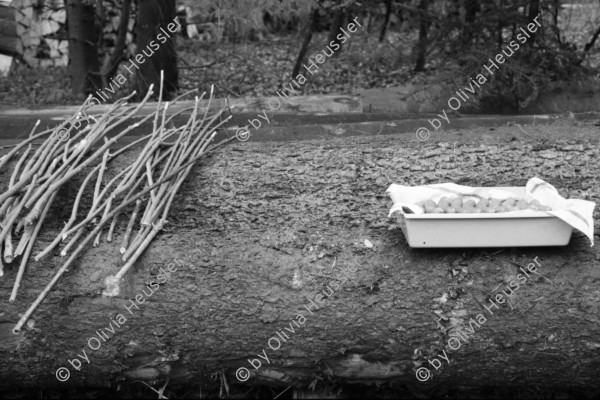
[
  {"left": 462, "top": 0, "right": 479, "bottom": 46},
  {"left": 66, "top": 0, "right": 102, "bottom": 96},
  {"left": 528, "top": 0, "right": 540, "bottom": 22},
  {"left": 379, "top": 0, "right": 392, "bottom": 42},
  {"left": 527, "top": 0, "right": 540, "bottom": 45},
  {"left": 0, "top": 5, "right": 20, "bottom": 57},
  {"left": 135, "top": 0, "right": 178, "bottom": 100},
  {"left": 413, "top": 0, "right": 428, "bottom": 72},
  {"left": 327, "top": 6, "right": 346, "bottom": 55},
  {"left": 101, "top": 0, "right": 132, "bottom": 86},
  {"left": 497, "top": 0, "right": 504, "bottom": 47},
  {"left": 583, "top": 25, "right": 600, "bottom": 53},
  {"left": 552, "top": 0, "right": 560, "bottom": 42},
  {"left": 292, "top": 8, "right": 319, "bottom": 79}
]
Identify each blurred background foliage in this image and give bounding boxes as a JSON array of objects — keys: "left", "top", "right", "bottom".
[{"left": 0, "top": 0, "right": 598, "bottom": 113}]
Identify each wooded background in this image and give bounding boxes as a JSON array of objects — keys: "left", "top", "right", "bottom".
[{"left": 1, "top": 0, "right": 600, "bottom": 111}]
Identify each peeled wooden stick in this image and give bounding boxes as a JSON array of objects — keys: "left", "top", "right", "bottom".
[
  {"left": 136, "top": 136, "right": 184, "bottom": 225},
  {"left": 92, "top": 151, "right": 109, "bottom": 226},
  {"left": 110, "top": 147, "right": 174, "bottom": 246},
  {"left": 52, "top": 166, "right": 101, "bottom": 234},
  {"left": 94, "top": 151, "right": 109, "bottom": 207},
  {"left": 13, "top": 135, "right": 234, "bottom": 334},
  {"left": 106, "top": 213, "right": 118, "bottom": 243},
  {"left": 140, "top": 109, "right": 226, "bottom": 225},
  {"left": 20, "top": 136, "right": 55, "bottom": 181},
  {"left": 23, "top": 110, "right": 157, "bottom": 227},
  {"left": 139, "top": 186, "right": 157, "bottom": 228},
  {"left": 14, "top": 223, "right": 34, "bottom": 257},
  {"left": 10, "top": 193, "right": 56, "bottom": 302},
  {"left": 152, "top": 70, "right": 165, "bottom": 135},
  {"left": 118, "top": 154, "right": 198, "bottom": 278},
  {"left": 0, "top": 145, "right": 35, "bottom": 211},
  {"left": 111, "top": 132, "right": 156, "bottom": 159},
  {"left": 113, "top": 219, "right": 165, "bottom": 283},
  {"left": 64, "top": 173, "right": 119, "bottom": 255},
  {"left": 0, "top": 120, "right": 51, "bottom": 171},
  {"left": 59, "top": 164, "right": 142, "bottom": 241},
  {"left": 22, "top": 88, "right": 156, "bottom": 226},
  {"left": 43, "top": 137, "right": 150, "bottom": 249},
  {"left": 145, "top": 159, "right": 156, "bottom": 202},
  {"left": 60, "top": 227, "right": 86, "bottom": 257},
  {"left": 120, "top": 199, "right": 142, "bottom": 254},
  {"left": 31, "top": 103, "right": 195, "bottom": 256},
  {"left": 10, "top": 144, "right": 32, "bottom": 188},
  {"left": 123, "top": 123, "right": 215, "bottom": 263},
  {"left": 93, "top": 198, "right": 113, "bottom": 247},
  {"left": 122, "top": 224, "right": 150, "bottom": 261},
  {"left": 1, "top": 90, "right": 153, "bottom": 287},
  {"left": 33, "top": 164, "right": 133, "bottom": 261},
  {"left": 31, "top": 145, "right": 61, "bottom": 186},
  {"left": 0, "top": 175, "right": 38, "bottom": 246},
  {"left": 0, "top": 129, "right": 70, "bottom": 206},
  {"left": 0, "top": 197, "right": 15, "bottom": 221},
  {"left": 4, "top": 228, "right": 13, "bottom": 264},
  {"left": 140, "top": 177, "right": 177, "bottom": 228},
  {"left": 111, "top": 125, "right": 165, "bottom": 197}
]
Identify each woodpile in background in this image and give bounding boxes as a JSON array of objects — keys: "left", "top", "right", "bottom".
[
  {"left": 0, "top": 0, "right": 17, "bottom": 76},
  {"left": 12, "top": 0, "right": 68, "bottom": 68},
  {"left": 5, "top": 0, "right": 136, "bottom": 69}
]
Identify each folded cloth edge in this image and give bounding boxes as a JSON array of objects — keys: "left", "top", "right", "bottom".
[{"left": 387, "top": 178, "right": 596, "bottom": 246}]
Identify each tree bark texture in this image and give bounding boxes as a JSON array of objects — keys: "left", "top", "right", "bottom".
[
  {"left": 413, "top": 0, "right": 428, "bottom": 72},
  {"left": 0, "top": 5, "right": 20, "bottom": 56},
  {"left": 379, "top": 0, "right": 393, "bottom": 43},
  {"left": 101, "top": 0, "right": 132, "bottom": 85},
  {"left": 66, "top": 0, "right": 102, "bottom": 96},
  {"left": 461, "top": 0, "right": 479, "bottom": 46},
  {"left": 527, "top": 0, "right": 540, "bottom": 46},
  {"left": 1, "top": 132, "right": 600, "bottom": 396},
  {"left": 327, "top": 6, "right": 346, "bottom": 54},
  {"left": 292, "top": 8, "right": 319, "bottom": 79},
  {"left": 135, "top": 0, "right": 178, "bottom": 100}
]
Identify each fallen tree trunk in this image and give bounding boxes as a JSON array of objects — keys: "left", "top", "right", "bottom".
[{"left": 1, "top": 128, "right": 599, "bottom": 398}]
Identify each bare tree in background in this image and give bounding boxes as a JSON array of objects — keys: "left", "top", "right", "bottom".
[
  {"left": 413, "top": 0, "right": 429, "bottom": 72},
  {"left": 66, "top": 0, "right": 102, "bottom": 96},
  {"left": 327, "top": 2, "right": 347, "bottom": 55},
  {"left": 135, "top": 0, "right": 178, "bottom": 99},
  {"left": 292, "top": 7, "right": 319, "bottom": 78},
  {"left": 379, "top": 0, "right": 393, "bottom": 42}
]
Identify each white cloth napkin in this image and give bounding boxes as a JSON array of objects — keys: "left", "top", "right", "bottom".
[{"left": 387, "top": 177, "right": 596, "bottom": 246}]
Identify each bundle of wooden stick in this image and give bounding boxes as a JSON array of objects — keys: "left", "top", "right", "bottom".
[{"left": 1, "top": 82, "right": 232, "bottom": 334}]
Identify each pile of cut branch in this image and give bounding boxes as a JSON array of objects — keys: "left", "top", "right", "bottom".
[{"left": 0, "top": 83, "right": 232, "bottom": 333}]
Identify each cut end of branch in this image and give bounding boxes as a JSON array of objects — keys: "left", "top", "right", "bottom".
[
  {"left": 24, "top": 218, "right": 36, "bottom": 227},
  {"left": 102, "top": 275, "right": 121, "bottom": 297}
]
